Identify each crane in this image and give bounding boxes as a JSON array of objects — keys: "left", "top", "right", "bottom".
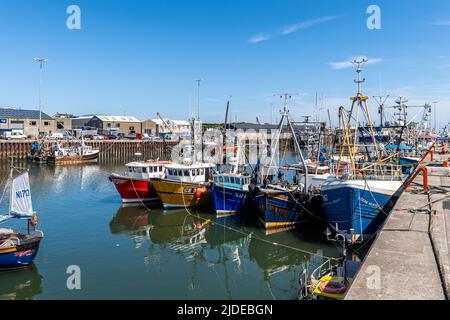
[{"left": 156, "top": 112, "right": 175, "bottom": 135}]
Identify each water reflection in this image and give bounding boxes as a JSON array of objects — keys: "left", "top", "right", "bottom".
[
  {"left": 0, "top": 160, "right": 342, "bottom": 299},
  {"left": 0, "top": 266, "right": 43, "bottom": 300},
  {"left": 109, "top": 206, "right": 341, "bottom": 299}
]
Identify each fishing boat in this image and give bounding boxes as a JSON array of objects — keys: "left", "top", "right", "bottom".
[
  {"left": 47, "top": 138, "right": 100, "bottom": 165},
  {"left": 321, "top": 59, "right": 403, "bottom": 244},
  {"left": 254, "top": 94, "right": 323, "bottom": 234},
  {"left": 151, "top": 162, "right": 216, "bottom": 209},
  {"left": 255, "top": 185, "right": 313, "bottom": 234},
  {"left": 0, "top": 170, "right": 44, "bottom": 270},
  {"left": 109, "top": 160, "right": 173, "bottom": 204},
  {"left": 210, "top": 173, "right": 252, "bottom": 216}
]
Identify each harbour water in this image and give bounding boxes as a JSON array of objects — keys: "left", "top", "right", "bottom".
[{"left": 0, "top": 161, "right": 341, "bottom": 300}]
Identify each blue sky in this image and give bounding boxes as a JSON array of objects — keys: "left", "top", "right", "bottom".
[{"left": 1, "top": 0, "right": 450, "bottom": 127}]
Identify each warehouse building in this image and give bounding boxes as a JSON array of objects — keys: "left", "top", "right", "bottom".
[
  {"left": 0, "top": 107, "right": 56, "bottom": 137},
  {"left": 87, "top": 115, "right": 142, "bottom": 134}
]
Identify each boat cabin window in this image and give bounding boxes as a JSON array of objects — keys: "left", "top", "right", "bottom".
[
  {"left": 142, "top": 167, "right": 148, "bottom": 173},
  {"left": 184, "top": 170, "right": 190, "bottom": 177}
]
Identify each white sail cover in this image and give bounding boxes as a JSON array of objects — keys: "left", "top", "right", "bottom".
[{"left": 10, "top": 173, "right": 34, "bottom": 217}]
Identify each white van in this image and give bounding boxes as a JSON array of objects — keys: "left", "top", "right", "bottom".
[
  {"left": 7, "top": 130, "right": 27, "bottom": 140},
  {"left": 49, "top": 132, "right": 64, "bottom": 139}
]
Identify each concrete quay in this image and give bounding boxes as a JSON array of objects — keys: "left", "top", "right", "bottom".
[{"left": 346, "top": 146, "right": 450, "bottom": 300}]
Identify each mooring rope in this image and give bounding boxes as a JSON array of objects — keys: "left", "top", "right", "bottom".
[{"left": 178, "top": 176, "right": 340, "bottom": 262}]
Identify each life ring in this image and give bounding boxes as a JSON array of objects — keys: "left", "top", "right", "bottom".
[{"left": 318, "top": 280, "right": 347, "bottom": 295}]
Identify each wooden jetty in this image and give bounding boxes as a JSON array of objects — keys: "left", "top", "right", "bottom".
[
  {"left": 0, "top": 140, "right": 178, "bottom": 162},
  {"left": 345, "top": 144, "right": 450, "bottom": 300}
]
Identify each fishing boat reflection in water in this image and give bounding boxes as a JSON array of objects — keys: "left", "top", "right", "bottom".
[
  {"left": 0, "top": 265, "right": 43, "bottom": 300},
  {"left": 109, "top": 206, "right": 211, "bottom": 251},
  {"left": 108, "top": 206, "right": 341, "bottom": 299}
]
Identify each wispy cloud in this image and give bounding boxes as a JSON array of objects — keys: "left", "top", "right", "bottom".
[
  {"left": 282, "top": 16, "right": 338, "bottom": 35},
  {"left": 328, "top": 56, "right": 383, "bottom": 70},
  {"left": 248, "top": 33, "right": 271, "bottom": 44},
  {"left": 430, "top": 20, "right": 450, "bottom": 26}
]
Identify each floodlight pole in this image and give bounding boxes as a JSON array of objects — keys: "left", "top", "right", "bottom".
[{"left": 34, "top": 58, "right": 48, "bottom": 136}]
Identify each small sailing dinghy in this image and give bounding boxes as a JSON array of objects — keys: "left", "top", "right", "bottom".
[{"left": 0, "top": 169, "right": 44, "bottom": 270}]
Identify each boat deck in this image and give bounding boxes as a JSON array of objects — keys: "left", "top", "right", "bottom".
[{"left": 345, "top": 148, "right": 450, "bottom": 300}]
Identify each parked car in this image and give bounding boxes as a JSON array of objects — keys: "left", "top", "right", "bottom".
[
  {"left": 96, "top": 134, "right": 109, "bottom": 140},
  {"left": 83, "top": 134, "right": 95, "bottom": 140},
  {"left": 7, "top": 131, "right": 27, "bottom": 140},
  {"left": 49, "top": 132, "right": 64, "bottom": 139},
  {"left": 136, "top": 133, "right": 143, "bottom": 140},
  {"left": 124, "top": 132, "right": 137, "bottom": 140}
]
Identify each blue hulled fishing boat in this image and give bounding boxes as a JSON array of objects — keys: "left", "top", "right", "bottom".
[
  {"left": 321, "top": 59, "right": 403, "bottom": 243},
  {"left": 321, "top": 178, "right": 402, "bottom": 242},
  {"left": 255, "top": 187, "right": 309, "bottom": 232},
  {"left": 253, "top": 93, "right": 324, "bottom": 234},
  {"left": 210, "top": 173, "right": 251, "bottom": 216},
  {"left": 0, "top": 170, "right": 44, "bottom": 270}
]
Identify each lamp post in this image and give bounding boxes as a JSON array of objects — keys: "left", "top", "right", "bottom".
[{"left": 33, "top": 58, "right": 48, "bottom": 137}]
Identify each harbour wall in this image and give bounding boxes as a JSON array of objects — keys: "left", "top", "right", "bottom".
[{"left": 0, "top": 140, "right": 179, "bottom": 162}]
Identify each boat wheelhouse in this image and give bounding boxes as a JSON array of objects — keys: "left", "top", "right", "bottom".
[
  {"left": 109, "top": 161, "right": 173, "bottom": 204},
  {"left": 210, "top": 173, "right": 251, "bottom": 216},
  {"left": 151, "top": 163, "right": 216, "bottom": 209}
]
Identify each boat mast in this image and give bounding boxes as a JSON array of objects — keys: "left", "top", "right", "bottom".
[
  {"left": 340, "top": 58, "right": 382, "bottom": 178},
  {"left": 267, "top": 93, "right": 309, "bottom": 192}
]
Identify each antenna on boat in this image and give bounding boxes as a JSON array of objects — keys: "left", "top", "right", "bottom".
[
  {"left": 351, "top": 58, "right": 367, "bottom": 97},
  {"left": 373, "top": 95, "right": 390, "bottom": 127}
]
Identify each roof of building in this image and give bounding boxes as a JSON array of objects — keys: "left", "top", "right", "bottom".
[
  {"left": 94, "top": 115, "right": 141, "bottom": 122},
  {"left": 0, "top": 108, "right": 53, "bottom": 120},
  {"left": 149, "top": 119, "right": 191, "bottom": 126},
  {"left": 54, "top": 113, "right": 77, "bottom": 118},
  {"left": 72, "top": 116, "right": 95, "bottom": 120},
  {"left": 227, "top": 122, "right": 280, "bottom": 130}
]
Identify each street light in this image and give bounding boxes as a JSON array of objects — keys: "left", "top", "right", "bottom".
[{"left": 33, "top": 58, "right": 48, "bottom": 136}]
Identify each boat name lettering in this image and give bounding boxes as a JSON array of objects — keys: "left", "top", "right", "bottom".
[{"left": 16, "top": 189, "right": 30, "bottom": 199}]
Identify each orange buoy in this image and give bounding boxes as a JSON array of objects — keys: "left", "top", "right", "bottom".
[{"left": 194, "top": 188, "right": 203, "bottom": 200}]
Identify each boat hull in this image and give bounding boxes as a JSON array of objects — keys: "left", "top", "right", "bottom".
[
  {"left": 321, "top": 179, "right": 402, "bottom": 242},
  {"left": 210, "top": 184, "right": 248, "bottom": 215},
  {"left": 109, "top": 174, "right": 159, "bottom": 204},
  {"left": 0, "top": 237, "right": 42, "bottom": 270},
  {"left": 47, "top": 151, "right": 99, "bottom": 165},
  {"left": 151, "top": 179, "right": 210, "bottom": 209},
  {"left": 255, "top": 191, "right": 309, "bottom": 234}
]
